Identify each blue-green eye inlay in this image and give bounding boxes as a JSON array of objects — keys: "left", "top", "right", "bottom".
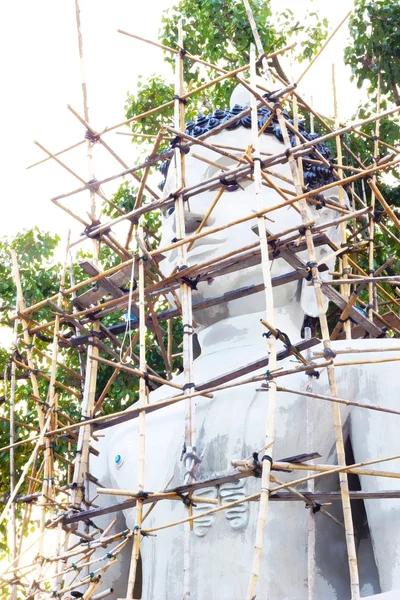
[{"left": 115, "top": 454, "right": 122, "bottom": 465}]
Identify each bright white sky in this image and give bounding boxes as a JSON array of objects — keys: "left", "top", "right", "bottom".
[{"left": 0, "top": 0, "right": 360, "bottom": 242}]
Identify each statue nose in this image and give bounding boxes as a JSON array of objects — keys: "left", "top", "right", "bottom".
[{"left": 183, "top": 210, "right": 207, "bottom": 234}]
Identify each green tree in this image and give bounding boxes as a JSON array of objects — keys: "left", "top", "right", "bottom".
[
  {"left": 345, "top": 0, "right": 400, "bottom": 106},
  {"left": 343, "top": 0, "right": 400, "bottom": 306},
  {"left": 125, "top": 0, "right": 329, "bottom": 146}
]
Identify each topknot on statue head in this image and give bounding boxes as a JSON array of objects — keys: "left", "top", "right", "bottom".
[{"left": 158, "top": 82, "right": 336, "bottom": 192}]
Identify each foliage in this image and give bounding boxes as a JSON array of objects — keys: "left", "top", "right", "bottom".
[
  {"left": 0, "top": 228, "right": 60, "bottom": 328},
  {"left": 125, "top": 0, "right": 329, "bottom": 144},
  {"left": 345, "top": 0, "right": 400, "bottom": 106},
  {"left": 343, "top": 0, "right": 400, "bottom": 300}
]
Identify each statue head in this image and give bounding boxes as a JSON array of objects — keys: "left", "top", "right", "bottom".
[{"left": 158, "top": 83, "right": 346, "bottom": 329}]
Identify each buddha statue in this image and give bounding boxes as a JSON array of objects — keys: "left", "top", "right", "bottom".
[{"left": 88, "top": 83, "right": 400, "bottom": 599}]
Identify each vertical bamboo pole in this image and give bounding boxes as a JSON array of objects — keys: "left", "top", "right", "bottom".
[
  {"left": 42, "top": 233, "right": 70, "bottom": 514},
  {"left": 293, "top": 91, "right": 316, "bottom": 597},
  {"left": 71, "top": 339, "right": 98, "bottom": 509},
  {"left": 167, "top": 319, "right": 173, "bottom": 370},
  {"left": 245, "top": 45, "right": 279, "bottom": 600},
  {"left": 8, "top": 319, "right": 18, "bottom": 600},
  {"left": 75, "top": 0, "right": 96, "bottom": 218},
  {"left": 124, "top": 221, "right": 147, "bottom": 598},
  {"left": 275, "top": 101, "right": 360, "bottom": 599},
  {"left": 11, "top": 250, "right": 50, "bottom": 597},
  {"left": 172, "top": 19, "right": 196, "bottom": 599},
  {"left": 26, "top": 236, "right": 71, "bottom": 596},
  {"left": 368, "top": 71, "right": 381, "bottom": 318},
  {"left": 71, "top": 0, "right": 100, "bottom": 522},
  {"left": 11, "top": 254, "right": 45, "bottom": 431},
  {"left": 305, "top": 326, "right": 316, "bottom": 600},
  {"left": 332, "top": 65, "right": 351, "bottom": 338}
]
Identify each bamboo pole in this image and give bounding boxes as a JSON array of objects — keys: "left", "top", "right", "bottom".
[
  {"left": 32, "top": 233, "right": 71, "bottom": 592},
  {"left": 124, "top": 222, "right": 147, "bottom": 598},
  {"left": 368, "top": 178, "right": 400, "bottom": 233},
  {"left": 368, "top": 72, "right": 381, "bottom": 318},
  {"left": 243, "top": 0, "right": 271, "bottom": 81},
  {"left": 246, "top": 45, "right": 279, "bottom": 600},
  {"left": 171, "top": 20, "right": 196, "bottom": 598},
  {"left": 70, "top": 0, "right": 100, "bottom": 525},
  {"left": 296, "top": 11, "right": 351, "bottom": 84},
  {"left": 276, "top": 385, "right": 400, "bottom": 418},
  {"left": 275, "top": 103, "right": 360, "bottom": 598},
  {"left": 332, "top": 64, "right": 351, "bottom": 338},
  {"left": 11, "top": 252, "right": 45, "bottom": 429},
  {"left": 304, "top": 326, "right": 316, "bottom": 600},
  {"left": 8, "top": 319, "right": 18, "bottom": 600}
]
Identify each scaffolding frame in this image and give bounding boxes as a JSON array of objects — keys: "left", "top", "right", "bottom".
[{"left": 1, "top": 3, "right": 400, "bottom": 599}]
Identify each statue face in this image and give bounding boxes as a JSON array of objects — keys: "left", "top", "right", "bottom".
[{"left": 159, "top": 126, "right": 342, "bottom": 325}]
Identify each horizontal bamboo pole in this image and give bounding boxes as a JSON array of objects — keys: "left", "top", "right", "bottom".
[
  {"left": 277, "top": 385, "right": 400, "bottom": 417},
  {"left": 96, "top": 488, "right": 219, "bottom": 505},
  {"left": 91, "top": 355, "right": 212, "bottom": 397}
]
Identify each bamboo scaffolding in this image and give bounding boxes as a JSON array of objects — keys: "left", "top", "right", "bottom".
[
  {"left": 6, "top": 8, "right": 400, "bottom": 599},
  {"left": 65, "top": 144, "right": 400, "bottom": 245}
]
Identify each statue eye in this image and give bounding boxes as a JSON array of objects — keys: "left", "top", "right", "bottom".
[{"left": 167, "top": 206, "right": 175, "bottom": 216}]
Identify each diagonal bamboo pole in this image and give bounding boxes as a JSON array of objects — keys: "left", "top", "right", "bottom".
[{"left": 296, "top": 11, "right": 351, "bottom": 85}]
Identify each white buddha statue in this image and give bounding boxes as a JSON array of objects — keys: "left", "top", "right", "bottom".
[{"left": 88, "top": 84, "right": 400, "bottom": 599}]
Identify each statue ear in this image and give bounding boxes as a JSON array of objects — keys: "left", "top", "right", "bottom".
[
  {"left": 300, "top": 231, "right": 339, "bottom": 317},
  {"left": 300, "top": 277, "right": 328, "bottom": 317},
  {"left": 300, "top": 190, "right": 348, "bottom": 317}
]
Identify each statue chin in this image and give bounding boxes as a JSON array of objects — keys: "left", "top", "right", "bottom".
[{"left": 174, "top": 264, "right": 301, "bottom": 328}]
